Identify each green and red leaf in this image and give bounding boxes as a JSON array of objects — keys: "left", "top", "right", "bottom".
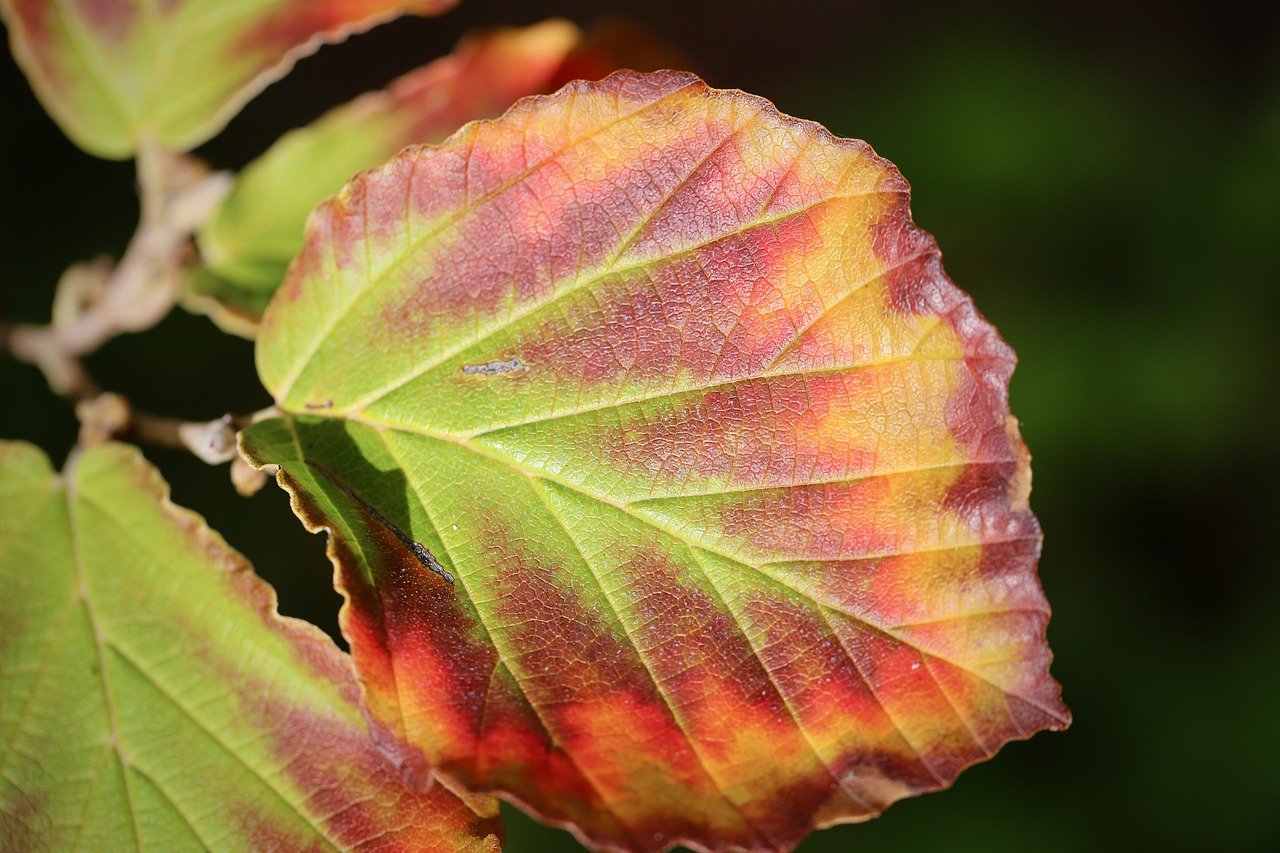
[
  {"left": 0, "top": 441, "right": 502, "bottom": 851},
  {"left": 241, "top": 70, "right": 1069, "bottom": 852},
  {"left": 0, "top": 0, "right": 458, "bottom": 158},
  {"left": 188, "top": 18, "right": 683, "bottom": 335}
]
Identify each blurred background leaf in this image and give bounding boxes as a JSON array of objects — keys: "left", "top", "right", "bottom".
[{"left": 2, "top": 1, "right": 1276, "bottom": 849}]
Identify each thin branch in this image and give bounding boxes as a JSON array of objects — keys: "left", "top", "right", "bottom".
[
  {"left": 74, "top": 389, "right": 277, "bottom": 497},
  {"left": 75, "top": 392, "right": 262, "bottom": 464},
  {"left": 5, "top": 145, "right": 232, "bottom": 395},
  {"left": 3, "top": 144, "right": 267, "bottom": 496}
]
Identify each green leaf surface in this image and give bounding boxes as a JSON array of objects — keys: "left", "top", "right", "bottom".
[
  {"left": 0, "top": 441, "right": 503, "bottom": 851},
  {"left": 0, "top": 0, "right": 458, "bottom": 159},
  {"left": 187, "top": 19, "right": 674, "bottom": 336},
  {"left": 242, "top": 70, "right": 1068, "bottom": 852}
]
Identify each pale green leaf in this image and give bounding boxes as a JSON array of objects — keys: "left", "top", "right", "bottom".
[
  {"left": 0, "top": 441, "right": 502, "bottom": 851},
  {"left": 0, "top": 0, "right": 458, "bottom": 158}
]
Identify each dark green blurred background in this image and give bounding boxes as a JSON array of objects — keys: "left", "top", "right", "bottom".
[{"left": 3, "top": 1, "right": 1278, "bottom": 849}]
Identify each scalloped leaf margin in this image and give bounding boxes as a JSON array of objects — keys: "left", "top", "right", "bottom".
[{"left": 242, "top": 70, "right": 1069, "bottom": 853}]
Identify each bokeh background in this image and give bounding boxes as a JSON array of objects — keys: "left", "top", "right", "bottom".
[{"left": 3, "top": 1, "right": 1278, "bottom": 849}]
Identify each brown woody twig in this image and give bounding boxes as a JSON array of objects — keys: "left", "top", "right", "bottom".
[
  {"left": 5, "top": 145, "right": 232, "bottom": 396},
  {"left": 1, "top": 144, "right": 272, "bottom": 490}
]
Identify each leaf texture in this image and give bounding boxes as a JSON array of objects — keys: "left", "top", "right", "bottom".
[
  {"left": 0, "top": 441, "right": 503, "bottom": 851},
  {"left": 188, "top": 18, "right": 679, "bottom": 336},
  {"left": 0, "top": 0, "right": 458, "bottom": 158},
  {"left": 241, "top": 70, "right": 1070, "bottom": 852}
]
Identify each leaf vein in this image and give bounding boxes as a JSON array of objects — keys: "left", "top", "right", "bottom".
[
  {"left": 275, "top": 79, "right": 706, "bottom": 400},
  {"left": 65, "top": 475, "right": 144, "bottom": 853},
  {"left": 379, "top": 423, "right": 1064, "bottom": 723},
  {"left": 105, "top": 639, "right": 342, "bottom": 851},
  {"left": 525, "top": 478, "right": 773, "bottom": 847},
  {"left": 685, "top": 548, "right": 878, "bottom": 815},
  {"left": 375, "top": 430, "right": 641, "bottom": 847},
  {"left": 347, "top": 188, "right": 898, "bottom": 417}
]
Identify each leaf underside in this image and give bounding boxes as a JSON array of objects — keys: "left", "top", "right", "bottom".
[
  {"left": 0, "top": 441, "right": 502, "bottom": 851},
  {"left": 0, "top": 0, "right": 458, "bottom": 158},
  {"left": 241, "top": 70, "right": 1069, "bottom": 853}
]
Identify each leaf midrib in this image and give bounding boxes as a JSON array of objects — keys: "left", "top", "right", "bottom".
[
  {"left": 65, "top": 467, "right": 145, "bottom": 853},
  {"left": 523, "top": 476, "right": 777, "bottom": 844},
  {"left": 339, "top": 414, "right": 1063, "bottom": 724},
  {"left": 72, "top": 489, "right": 347, "bottom": 851},
  {"left": 349, "top": 415, "right": 1056, "bottom": 803},
  {"left": 375, "top": 433, "right": 691, "bottom": 849}
]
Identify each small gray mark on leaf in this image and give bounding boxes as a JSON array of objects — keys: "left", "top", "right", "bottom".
[
  {"left": 305, "top": 399, "right": 334, "bottom": 410},
  {"left": 461, "top": 357, "right": 525, "bottom": 376},
  {"left": 307, "top": 462, "right": 454, "bottom": 585}
]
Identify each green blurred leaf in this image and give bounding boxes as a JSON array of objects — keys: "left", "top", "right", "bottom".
[
  {"left": 187, "top": 18, "right": 682, "bottom": 336},
  {"left": 0, "top": 0, "right": 458, "bottom": 158},
  {"left": 0, "top": 440, "right": 502, "bottom": 851}
]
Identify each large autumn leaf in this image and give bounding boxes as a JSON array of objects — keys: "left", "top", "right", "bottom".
[
  {"left": 0, "top": 441, "right": 502, "bottom": 851},
  {"left": 0, "top": 0, "right": 458, "bottom": 158},
  {"left": 188, "top": 18, "right": 682, "bottom": 336},
  {"left": 241, "top": 70, "right": 1069, "bottom": 852}
]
